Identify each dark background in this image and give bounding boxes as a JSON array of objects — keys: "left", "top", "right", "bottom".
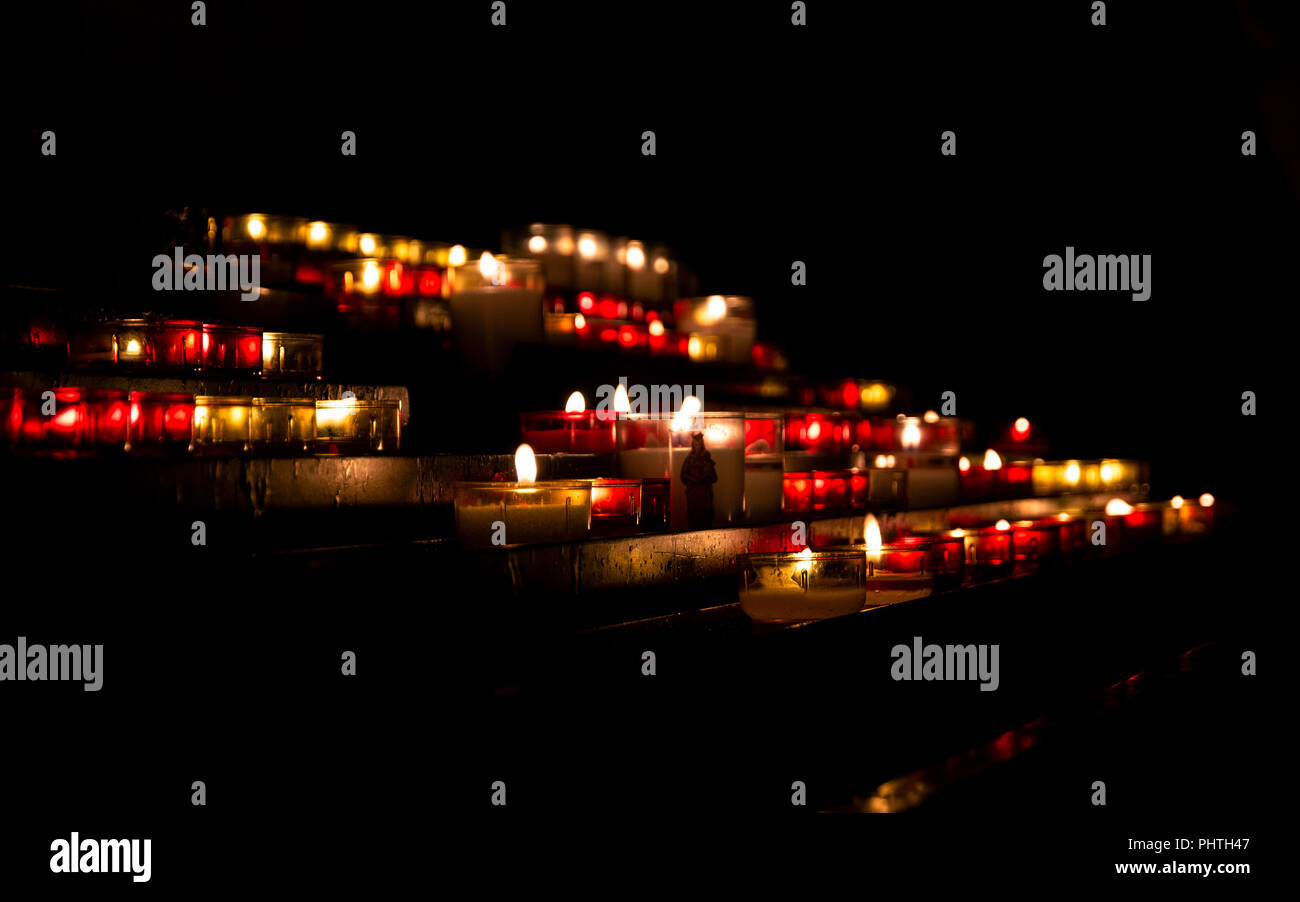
[{"left": 0, "top": 0, "right": 1291, "bottom": 890}]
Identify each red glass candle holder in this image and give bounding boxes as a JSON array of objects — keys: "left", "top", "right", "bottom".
[
  {"left": 519, "top": 409, "right": 618, "bottom": 454},
  {"left": 201, "top": 324, "right": 262, "bottom": 374},
  {"left": 591, "top": 478, "right": 642, "bottom": 537},
  {"left": 813, "top": 469, "right": 850, "bottom": 512},
  {"left": 148, "top": 320, "right": 203, "bottom": 371},
  {"left": 864, "top": 540, "right": 935, "bottom": 607},
  {"left": 1, "top": 388, "right": 19, "bottom": 449},
  {"left": 127, "top": 391, "right": 194, "bottom": 454},
  {"left": 848, "top": 469, "right": 870, "bottom": 509},
  {"left": 954, "top": 524, "right": 1014, "bottom": 578},
  {"left": 1002, "top": 460, "right": 1034, "bottom": 498},
  {"left": 1166, "top": 495, "right": 1215, "bottom": 537},
  {"left": 16, "top": 387, "right": 128, "bottom": 451},
  {"left": 902, "top": 533, "right": 965, "bottom": 593},
  {"left": 743, "top": 413, "right": 784, "bottom": 523},
  {"left": 783, "top": 471, "right": 813, "bottom": 515},
  {"left": 784, "top": 412, "right": 846, "bottom": 453},
  {"left": 1053, "top": 513, "right": 1087, "bottom": 557},
  {"left": 1011, "top": 518, "right": 1060, "bottom": 569},
  {"left": 639, "top": 476, "right": 670, "bottom": 531}
]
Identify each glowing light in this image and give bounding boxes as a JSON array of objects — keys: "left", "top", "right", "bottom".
[
  {"left": 687, "top": 336, "right": 702, "bottom": 359},
  {"left": 246, "top": 216, "right": 266, "bottom": 239},
  {"left": 1105, "top": 499, "right": 1134, "bottom": 516},
  {"left": 478, "top": 252, "right": 499, "bottom": 280},
  {"left": 923, "top": 410, "right": 939, "bottom": 424},
  {"left": 577, "top": 234, "right": 598, "bottom": 258},
  {"left": 901, "top": 418, "right": 922, "bottom": 449},
  {"left": 625, "top": 244, "right": 645, "bottom": 269},
  {"left": 653, "top": 256, "right": 669, "bottom": 274},
  {"left": 1056, "top": 512, "right": 1072, "bottom": 522},
  {"left": 950, "top": 528, "right": 966, "bottom": 538},
  {"left": 573, "top": 313, "right": 587, "bottom": 331},
  {"left": 698, "top": 295, "right": 727, "bottom": 326},
  {"left": 565, "top": 391, "right": 585, "bottom": 413},
  {"left": 794, "top": 546, "right": 813, "bottom": 576},
  {"left": 361, "top": 261, "right": 381, "bottom": 292},
  {"left": 1100, "top": 463, "right": 1115, "bottom": 483},
  {"left": 874, "top": 454, "right": 889, "bottom": 468},
  {"left": 1170, "top": 495, "right": 1184, "bottom": 509},
  {"left": 359, "top": 234, "right": 377, "bottom": 256},
  {"left": 648, "top": 319, "right": 665, "bottom": 337},
  {"left": 958, "top": 456, "right": 971, "bottom": 473},
  {"left": 528, "top": 235, "right": 547, "bottom": 253},
  {"left": 448, "top": 245, "right": 467, "bottom": 267},
  {"left": 1064, "top": 461, "right": 1081, "bottom": 485},
  {"left": 995, "top": 519, "right": 1011, "bottom": 531},
  {"left": 1012, "top": 417, "right": 1030, "bottom": 438},
  {"left": 555, "top": 235, "right": 574, "bottom": 255},
  {"left": 1199, "top": 493, "right": 1215, "bottom": 508},
  {"left": 983, "top": 449, "right": 1003, "bottom": 470},
  {"left": 864, "top": 514, "right": 883, "bottom": 563},
  {"left": 859, "top": 382, "right": 890, "bottom": 407},
  {"left": 613, "top": 384, "right": 631, "bottom": 413},
  {"left": 671, "top": 396, "right": 701, "bottom": 432},
  {"left": 123, "top": 339, "right": 141, "bottom": 355},
  {"left": 515, "top": 444, "right": 537, "bottom": 485},
  {"left": 807, "top": 420, "right": 822, "bottom": 441},
  {"left": 308, "top": 221, "right": 329, "bottom": 246}
]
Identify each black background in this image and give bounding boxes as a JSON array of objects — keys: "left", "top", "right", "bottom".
[{"left": 1, "top": 0, "right": 1291, "bottom": 891}]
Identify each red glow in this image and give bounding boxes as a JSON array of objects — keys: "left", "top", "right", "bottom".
[
  {"left": 53, "top": 408, "right": 79, "bottom": 428},
  {"left": 618, "top": 325, "right": 639, "bottom": 347},
  {"left": 578, "top": 292, "right": 596, "bottom": 312},
  {"left": 1012, "top": 417, "right": 1030, "bottom": 439},
  {"left": 418, "top": 268, "right": 442, "bottom": 296},
  {"left": 598, "top": 298, "right": 618, "bottom": 319},
  {"left": 842, "top": 380, "right": 858, "bottom": 408},
  {"left": 677, "top": 337, "right": 689, "bottom": 355},
  {"left": 645, "top": 310, "right": 659, "bottom": 322},
  {"left": 294, "top": 263, "right": 324, "bottom": 284},
  {"left": 201, "top": 333, "right": 211, "bottom": 353},
  {"left": 600, "top": 328, "right": 618, "bottom": 343},
  {"left": 807, "top": 420, "right": 822, "bottom": 441},
  {"left": 631, "top": 303, "right": 644, "bottom": 320}
]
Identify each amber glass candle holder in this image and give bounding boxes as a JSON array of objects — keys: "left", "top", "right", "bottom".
[
  {"left": 261, "top": 332, "right": 324, "bottom": 381},
  {"left": 315, "top": 399, "right": 401, "bottom": 455},
  {"left": 191, "top": 396, "right": 252, "bottom": 455},
  {"left": 251, "top": 398, "right": 316, "bottom": 454},
  {"left": 69, "top": 318, "right": 153, "bottom": 369},
  {"left": 454, "top": 480, "right": 593, "bottom": 549},
  {"left": 739, "top": 549, "right": 867, "bottom": 624}
]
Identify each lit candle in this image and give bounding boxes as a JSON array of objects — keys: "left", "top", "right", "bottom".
[
  {"left": 251, "top": 398, "right": 316, "bottom": 454},
  {"left": 261, "top": 332, "right": 324, "bottom": 381},
  {"left": 862, "top": 514, "right": 936, "bottom": 606},
  {"left": 899, "top": 533, "right": 965, "bottom": 592},
  {"left": 315, "top": 399, "right": 401, "bottom": 455},
  {"left": 148, "top": 319, "right": 203, "bottom": 371},
  {"left": 1010, "top": 518, "right": 1060, "bottom": 568},
  {"left": 190, "top": 396, "right": 251, "bottom": 455},
  {"left": 1098, "top": 498, "right": 1163, "bottom": 550},
  {"left": 69, "top": 318, "right": 153, "bottom": 369},
  {"left": 201, "top": 324, "right": 263, "bottom": 374},
  {"left": 127, "top": 391, "right": 193, "bottom": 454},
  {"left": 783, "top": 471, "right": 813, "bottom": 515},
  {"left": 590, "top": 478, "right": 642, "bottom": 537},
  {"left": 446, "top": 255, "right": 545, "bottom": 373},
  {"left": 813, "top": 469, "right": 850, "bottom": 512},
  {"left": 1165, "top": 493, "right": 1216, "bottom": 536},
  {"left": 953, "top": 520, "right": 1015, "bottom": 578},
  {"left": 519, "top": 391, "right": 618, "bottom": 454},
  {"left": 454, "top": 444, "right": 593, "bottom": 549},
  {"left": 958, "top": 448, "right": 1004, "bottom": 503},
  {"left": 739, "top": 547, "right": 867, "bottom": 623}
]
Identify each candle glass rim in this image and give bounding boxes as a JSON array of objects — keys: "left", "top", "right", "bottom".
[
  {"left": 455, "top": 479, "right": 595, "bottom": 491},
  {"left": 262, "top": 331, "right": 324, "bottom": 341},
  {"left": 194, "top": 396, "right": 253, "bottom": 405}
]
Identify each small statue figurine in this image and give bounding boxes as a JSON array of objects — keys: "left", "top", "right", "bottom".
[{"left": 680, "top": 431, "right": 718, "bottom": 529}]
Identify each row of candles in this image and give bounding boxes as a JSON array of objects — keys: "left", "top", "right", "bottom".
[
  {"left": 738, "top": 498, "right": 1217, "bottom": 622},
  {"left": 450, "top": 393, "right": 1151, "bottom": 548},
  {"left": 18, "top": 318, "right": 324, "bottom": 380},
  {"left": 1, "top": 389, "right": 400, "bottom": 455}
]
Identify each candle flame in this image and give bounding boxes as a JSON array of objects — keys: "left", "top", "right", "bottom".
[
  {"left": 359, "top": 234, "right": 377, "bottom": 256},
  {"left": 653, "top": 256, "right": 669, "bottom": 274},
  {"left": 1064, "top": 461, "right": 1081, "bottom": 484},
  {"left": 1199, "top": 493, "right": 1215, "bottom": 508},
  {"left": 1056, "top": 512, "right": 1071, "bottom": 521},
  {"left": 983, "top": 449, "right": 1002, "bottom": 470},
  {"left": 578, "top": 234, "right": 598, "bottom": 258},
  {"left": 448, "top": 244, "right": 467, "bottom": 267},
  {"left": 1013, "top": 417, "right": 1030, "bottom": 437},
  {"left": 565, "top": 391, "right": 585, "bottom": 413},
  {"left": 874, "top": 454, "right": 889, "bottom": 468},
  {"left": 958, "top": 455, "right": 970, "bottom": 473},
  {"left": 995, "top": 519, "right": 1011, "bottom": 531},
  {"left": 246, "top": 216, "right": 266, "bottom": 239},
  {"left": 1105, "top": 499, "right": 1134, "bottom": 516},
  {"left": 528, "top": 235, "right": 547, "bottom": 253},
  {"left": 625, "top": 243, "right": 646, "bottom": 269},
  {"left": 864, "top": 513, "right": 883, "bottom": 563},
  {"left": 515, "top": 443, "right": 537, "bottom": 485},
  {"left": 1100, "top": 463, "right": 1115, "bottom": 483},
  {"left": 950, "top": 528, "right": 966, "bottom": 538},
  {"left": 923, "top": 410, "right": 939, "bottom": 424},
  {"left": 698, "top": 295, "right": 727, "bottom": 325},
  {"left": 573, "top": 313, "right": 586, "bottom": 330},
  {"left": 613, "top": 384, "right": 631, "bottom": 413},
  {"left": 900, "top": 418, "right": 921, "bottom": 449},
  {"left": 478, "top": 251, "right": 498, "bottom": 280},
  {"left": 1170, "top": 495, "right": 1184, "bottom": 509},
  {"left": 671, "top": 396, "right": 702, "bottom": 432},
  {"left": 308, "top": 221, "right": 329, "bottom": 245},
  {"left": 794, "top": 546, "right": 813, "bottom": 570},
  {"left": 648, "top": 319, "right": 665, "bottom": 337}
]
